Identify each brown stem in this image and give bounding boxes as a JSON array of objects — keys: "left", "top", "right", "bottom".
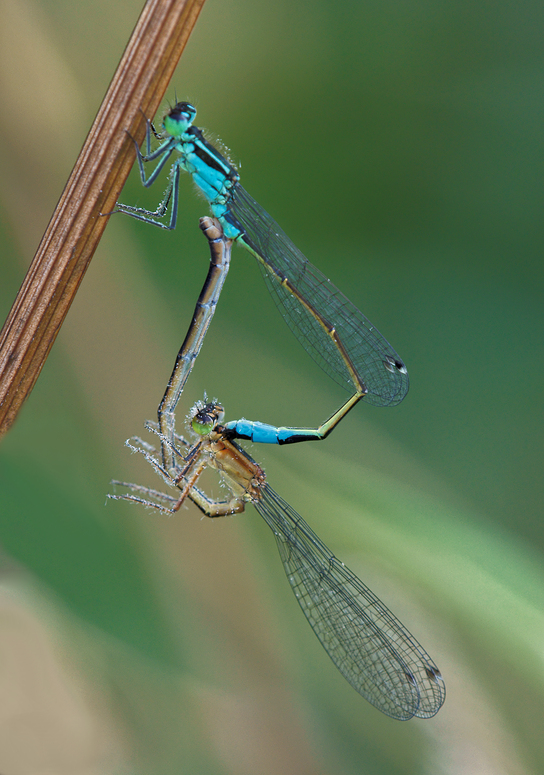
[{"left": 0, "top": 0, "right": 206, "bottom": 438}]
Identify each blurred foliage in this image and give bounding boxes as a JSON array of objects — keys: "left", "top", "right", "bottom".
[{"left": 0, "top": 0, "right": 543, "bottom": 773}]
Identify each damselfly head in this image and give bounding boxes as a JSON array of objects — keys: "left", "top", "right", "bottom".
[
  {"left": 163, "top": 102, "right": 197, "bottom": 137},
  {"left": 190, "top": 400, "right": 225, "bottom": 436}
]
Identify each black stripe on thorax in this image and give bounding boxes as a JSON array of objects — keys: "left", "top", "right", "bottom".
[{"left": 187, "top": 126, "right": 237, "bottom": 180}]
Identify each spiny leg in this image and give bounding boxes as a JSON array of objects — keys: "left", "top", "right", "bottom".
[
  {"left": 109, "top": 481, "right": 179, "bottom": 513},
  {"left": 113, "top": 163, "right": 181, "bottom": 229},
  {"left": 110, "top": 477, "right": 247, "bottom": 516},
  {"left": 110, "top": 408, "right": 245, "bottom": 515}
]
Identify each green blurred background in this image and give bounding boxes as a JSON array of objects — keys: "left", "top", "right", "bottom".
[{"left": 1, "top": 0, "right": 543, "bottom": 772}]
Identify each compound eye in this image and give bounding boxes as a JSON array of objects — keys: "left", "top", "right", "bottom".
[
  {"left": 191, "top": 402, "right": 224, "bottom": 435},
  {"left": 163, "top": 102, "right": 197, "bottom": 137}
]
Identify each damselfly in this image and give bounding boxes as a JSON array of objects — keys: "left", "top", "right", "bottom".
[
  {"left": 112, "top": 102, "right": 409, "bottom": 408},
  {"left": 111, "top": 400, "right": 445, "bottom": 720}
]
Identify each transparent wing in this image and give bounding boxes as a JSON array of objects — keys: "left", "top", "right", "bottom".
[
  {"left": 254, "top": 485, "right": 445, "bottom": 719},
  {"left": 229, "top": 186, "right": 409, "bottom": 406}
]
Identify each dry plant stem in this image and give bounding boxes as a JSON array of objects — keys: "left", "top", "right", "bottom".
[{"left": 0, "top": 0, "right": 206, "bottom": 439}]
